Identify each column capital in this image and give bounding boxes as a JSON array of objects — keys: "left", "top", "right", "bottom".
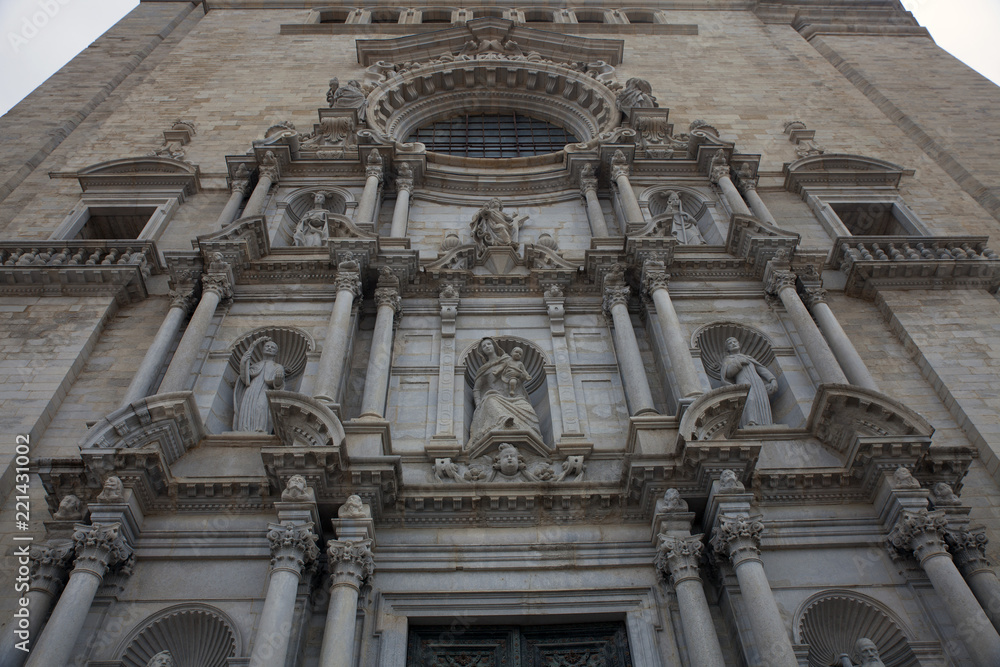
[
  {"left": 946, "top": 527, "right": 992, "bottom": 575},
  {"left": 709, "top": 149, "right": 730, "bottom": 184},
  {"left": 802, "top": 286, "right": 828, "bottom": 308},
  {"left": 230, "top": 177, "right": 251, "bottom": 196},
  {"left": 579, "top": 163, "right": 599, "bottom": 197},
  {"left": 603, "top": 284, "right": 630, "bottom": 316},
  {"left": 375, "top": 286, "right": 401, "bottom": 313},
  {"left": 201, "top": 272, "right": 234, "bottom": 301},
  {"left": 711, "top": 514, "right": 764, "bottom": 566},
  {"left": 365, "top": 148, "right": 385, "bottom": 182},
  {"left": 334, "top": 270, "right": 362, "bottom": 297},
  {"left": 258, "top": 150, "right": 281, "bottom": 181},
  {"left": 611, "top": 149, "right": 631, "bottom": 180},
  {"left": 168, "top": 287, "right": 197, "bottom": 313},
  {"left": 736, "top": 163, "right": 758, "bottom": 192},
  {"left": 643, "top": 268, "right": 670, "bottom": 296},
  {"left": 395, "top": 177, "right": 414, "bottom": 193},
  {"left": 71, "top": 522, "right": 134, "bottom": 579},
  {"left": 655, "top": 534, "right": 705, "bottom": 585},
  {"left": 266, "top": 522, "right": 320, "bottom": 575},
  {"left": 327, "top": 538, "right": 375, "bottom": 589},
  {"left": 765, "top": 269, "right": 797, "bottom": 296},
  {"left": 29, "top": 541, "right": 75, "bottom": 596},
  {"left": 887, "top": 508, "right": 950, "bottom": 564}
]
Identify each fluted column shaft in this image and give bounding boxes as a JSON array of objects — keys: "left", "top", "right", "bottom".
[
  {"left": 314, "top": 270, "right": 361, "bottom": 406},
  {"left": 712, "top": 515, "right": 797, "bottom": 667},
  {"left": 249, "top": 524, "right": 319, "bottom": 667},
  {"left": 26, "top": 524, "right": 132, "bottom": 667},
  {"left": 360, "top": 277, "right": 400, "bottom": 418},
  {"left": 645, "top": 272, "right": 702, "bottom": 399},
  {"left": 889, "top": 510, "right": 1000, "bottom": 663},
  {"left": 656, "top": 535, "right": 725, "bottom": 666},
  {"left": 767, "top": 272, "right": 847, "bottom": 385},
  {"left": 120, "top": 292, "right": 193, "bottom": 406},
  {"left": 604, "top": 283, "right": 655, "bottom": 415},
  {"left": 244, "top": 168, "right": 277, "bottom": 218},
  {"left": 581, "top": 176, "right": 609, "bottom": 237},
  {"left": 159, "top": 272, "right": 232, "bottom": 393},
  {"left": 389, "top": 182, "right": 412, "bottom": 238},
  {"left": 319, "top": 539, "right": 374, "bottom": 667},
  {"left": 804, "top": 289, "right": 878, "bottom": 390}
]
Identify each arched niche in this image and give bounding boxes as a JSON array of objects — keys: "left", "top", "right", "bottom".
[
  {"left": 116, "top": 604, "right": 241, "bottom": 667},
  {"left": 206, "top": 326, "right": 315, "bottom": 435},
  {"left": 692, "top": 321, "right": 799, "bottom": 426},
  {"left": 460, "top": 336, "right": 553, "bottom": 450},
  {"left": 273, "top": 186, "right": 351, "bottom": 247},
  {"left": 642, "top": 186, "right": 726, "bottom": 244},
  {"left": 794, "top": 590, "right": 918, "bottom": 667}
]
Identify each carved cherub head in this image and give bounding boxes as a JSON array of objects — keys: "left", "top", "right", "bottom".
[
  {"left": 718, "top": 470, "right": 745, "bottom": 493},
  {"left": 338, "top": 494, "right": 369, "bottom": 519},
  {"left": 510, "top": 347, "right": 523, "bottom": 361},
  {"left": 53, "top": 494, "right": 83, "bottom": 520},
  {"left": 96, "top": 476, "right": 124, "bottom": 503},
  {"left": 281, "top": 475, "right": 313, "bottom": 502},
  {"left": 892, "top": 466, "right": 920, "bottom": 489},
  {"left": 656, "top": 488, "right": 688, "bottom": 514},
  {"left": 494, "top": 443, "right": 523, "bottom": 476},
  {"left": 931, "top": 482, "right": 961, "bottom": 506}
]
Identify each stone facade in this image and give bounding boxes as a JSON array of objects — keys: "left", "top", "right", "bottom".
[{"left": 1, "top": 1, "right": 1000, "bottom": 665}]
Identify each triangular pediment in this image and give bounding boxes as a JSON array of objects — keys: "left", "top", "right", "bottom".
[{"left": 355, "top": 18, "right": 624, "bottom": 67}]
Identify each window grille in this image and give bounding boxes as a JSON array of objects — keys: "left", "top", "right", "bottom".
[{"left": 406, "top": 113, "right": 579, "bottom": 158}]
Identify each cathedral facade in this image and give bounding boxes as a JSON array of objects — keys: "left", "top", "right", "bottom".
[{"left": 2, "top": 1, "right": 1000, "bottom": 665}]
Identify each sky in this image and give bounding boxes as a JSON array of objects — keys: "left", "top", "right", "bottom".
[{"left": 0, "top": 0, "right": 998, "bottom": 117}]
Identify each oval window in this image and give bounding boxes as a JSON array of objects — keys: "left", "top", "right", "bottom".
[{"left": 405, "top": 112, "right": 580, "bottom": 158}]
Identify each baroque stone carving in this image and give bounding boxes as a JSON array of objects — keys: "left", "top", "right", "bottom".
[
  {"left": 719, "top": 337, "right": 777, "bottom": 427},
  {"left": 469, "top": 338, "right": 542, "bottom": 448},
  {"left": 327, "top": 77, "right": 368, "bottom": 121},
  {"left": 655, "top": 488, "right": 688, "bottom": 513},
  {"left": 886, "top": 508, "right": 949, "bottom": 561},
  {"left": 930, "top": 482, "right": 961, "bottom": 506},
  {"left": 267, "top": 522, "right": 320, "bottom": 572},
  {"left": 233, "top": 336, "right": 285, "bottom": 433},
  {"left": 120, "top": 606, "right": 239, "bottom": 667},
  {"left": 53, "top": 494, "right": 84, "bottom": 520},
  {"left": 891, "top": 466, "right": 920, "bottom": 489},
  {"left": 851, "top": 638, "right": 886, "bottom": 667},
  {"left": 338, "top": 494, "right": 371, "bottom": 519},
  {"left": 470, "top": 198, "right": 526, "bottom": 256},
  {"left": 29, "top": 540, "right": 75, "bottom": 595},
  {"left": 293, "top": 192, "right": 331, "bottom": 247},
  {"left": 96, "top": 476, "right": 124, "bottom": 503},
  {"left": 796, "top": 591, "right": 917, "bottom": 667},
  {"left": 616, "top": 77, "right": 657, "bottom": 112},
  {"left": 645, "top": 191, "right": 704, "bottom": 244},
  {"left": 300, "top": 116, "right": 356, "bottom": 152},
  {"left": 431, "top": 444, "right": 586, "bottom": 484},
  {"left": 945, "top": 527, "right": 991, "bottom": 574},
  {"left": 655, "top": 534, "right": 705, "bottom": 584},
  {"left": 281, "top": 475, "right": 315, "bottom": 502},
  {"left": 72, "top": 521, "right": 133, "bottom": 576},
  {"left": 145, "top": 651, "right": 174, "bottom": 667},
  {"left": 711, "top": 514, "right": 764, "bottom": 566},
  {"left": 718, "top": 469, "right": 746, "bottom": 493},
  {"left": 327, "top": 538, "right": 375, "bottom": 586},
  {"left": 709, "top": 149, "right": 730, "bottom": 184}
]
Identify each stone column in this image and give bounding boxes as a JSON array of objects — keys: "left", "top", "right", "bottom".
[
  {"left": 709, "top": 151, "right": 752, "bottom": 217},
  {"left": 579, "top": 164, "right": 609, "bottom": 237},
  {"left": 655, "top": 535, "right": 726, "bottom": 666},
  {"left": 432, "top": 284, "right": 460, "bottom": 443},
  {"left": 711, "top": 514, "right": 798, "bottom": 666},
  {"left": 389, "top": 166, "right": 413, "bottom": 238},
  {"left": 611, "top": 150, "right": 644, "bottom": 227},
  {"left": 735, "top": 168, "right": 777, "bottom": 226},
  {"left": 249, "top": 523, "right": 319, "bottom": 667},
  {"left": 314, "top": 263, "right": 362, "bottom": 407},
  {"left": 218, "top": 167, "right": 251, "bottom": 227},
  {"left": 888, "top": 509, "right": 1000, "bottom": 663},
  {"left": 802, "top": 287, "right": 878, "bottom": 390},
  {"left": 244, "top": 152, "right": 280, "bottom": 218},
  {"left": 0, "top": 542, "right": 75, "bottom": 667},
  {"left": 766, "top": 271, "right": 847, "bottom": 385},
  {"left": 355, "top": 149, "right": 384, "bottom": 226},
  {"left": 120, "top": 289, "right": 195, "bottom": 406},
  {"left": 158, "top": 261, "right": 234, "bottom": 393},
  {"left": 360, "top": 269, "right": 400, "bottom": 418},
  {"left": 603, "top": 268, "right": 656, "bottom": 415},
  {"left": 318, "top": 538, "right": 374, "bottom": 667},
  {"left": 947, "top": 528, "right": 1000, "bottom": 634},
  {"left": 25, "top": 523, "right": 133, "bottom": 667},
  {"left": 643, "top": 267, "right": 702, "bottom": 399}
]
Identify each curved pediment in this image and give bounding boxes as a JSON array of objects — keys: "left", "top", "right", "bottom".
[
  {"left": 267, "top": 390, "right": 346, "bottom": 448},
  {"left": 784, "top": 153, "right": 906, "bottom": 193},
  {"left": 82, "top": 391, "right": 206, "bottom": 465},
  {"left": 677, "top": 384, "right": 750, "bottom": 442},
  {"left": 77, "top": 157, "right": 200, "bottom": 196}
]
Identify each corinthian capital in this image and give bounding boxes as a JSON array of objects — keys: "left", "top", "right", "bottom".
[
  {"left": 202, "top": 272, "right": 234, "bottom": 301},
  {"left": 169, "top": 288, "right": 197, "bottom": 314},
  {"left": 366, "top": 149, "right": 384, "bottom": 181},
  {"left": 655, "top": 534, "right": 705, "bottom": 585},
  {"left": 801, "top": 287, "right": 827, "bottom": 308},
  {"left": 327, "top": 538, "right": 375, "bottom": 588},
  {"left": 711, "top": 514, "right": 764, "bottom": 566},
  {"left": 267, "top": 522, "right": 320, "bottom": 575},
  {"left": 945, "top": 528, "right": 991, "bottom": 575},
  {"left": 887, "top": 508, "right": 949, "bottom": 563},
  {"left": 71, "top": 522, "right": 134, "bottom": 578},
  {"left": 334, "top": 270, "right": 362, "bottom": 297},
  {"left": 29, "top": 541, "right": 75, "bottom": 596},
  {"left": 610, "top": 150, "right": 630, "bottom": 180},
  {"left": 602, "top": 284, "right": 630, "bottom": 315},
  {"left": 579, "top": 163, "right": 598, "bottom": 197},
  {"left": 765, "top": 270, "right": 797, "bottom": 296},
  {"left": 258, "top": 150, "right": 280, "bottom": 181},
  {"left": 643, "top": 268, "right": 670, "bottom": 295}
]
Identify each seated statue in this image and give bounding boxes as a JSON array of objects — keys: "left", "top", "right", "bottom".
[
  {"left": 469, "top": 198, "right": 525, "bottom": 254},
  {"left": 469, "top": 338, "right": 541, "bottom": 446}
]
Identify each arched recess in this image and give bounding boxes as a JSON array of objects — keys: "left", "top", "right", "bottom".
[
  {"left": 205, "top": 326, "right": 315, "bottom": 434},
  {"left": 460, "top": 336, "right": 553, "bottom": 449},
  {"left": 273, "top": 185, "right": 352, "bottom": 246},
  {"left": 640, "top": 186, "right": 726, "bottom": 244},
  {"left": 794, "top": 590, "right": 918, "bottom": 667},
  {"left": 116, "top": 604, "right": 241, "bottom": 667}
]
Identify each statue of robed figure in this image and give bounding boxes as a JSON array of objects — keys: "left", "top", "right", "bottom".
[
  {"left": 233, "top": 337, "right": 285, "bottom": 433},
  {"left": 469, "top": 338, "right": 541, "bottom": 446}
]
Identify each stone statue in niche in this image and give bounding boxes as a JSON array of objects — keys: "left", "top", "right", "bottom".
[
  {"left": 661, "top": 191, "right": 705, "bottom": 245},
  {"left": 469, "top": 338, "right": 541, "bottom": 446},
  {"left": 293, "top": 192, "right": 330, "bottom": 247},
  {"left": 233, "top": 337, "right": 285, "bottom": 433},
  {"left": 469, "top": 198, "right": 526, "bottom": 255},
  {"left": 500, "top": 347, "right": 531, "bottom": 397},
  {"left": 326, "top": 77, "right": 367, "bottom": 121},
  {"left": 432, "top": 445, "right": 586, "bottom": 484},
  {"left": 842, "top": 638, "right": 884, "bottom": 667},
  {"left": 720, "top": 337, "right": 777, "bottom": 427},
  {"left": 146, "top": 652, "right": 174, "bottom": 667}
]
